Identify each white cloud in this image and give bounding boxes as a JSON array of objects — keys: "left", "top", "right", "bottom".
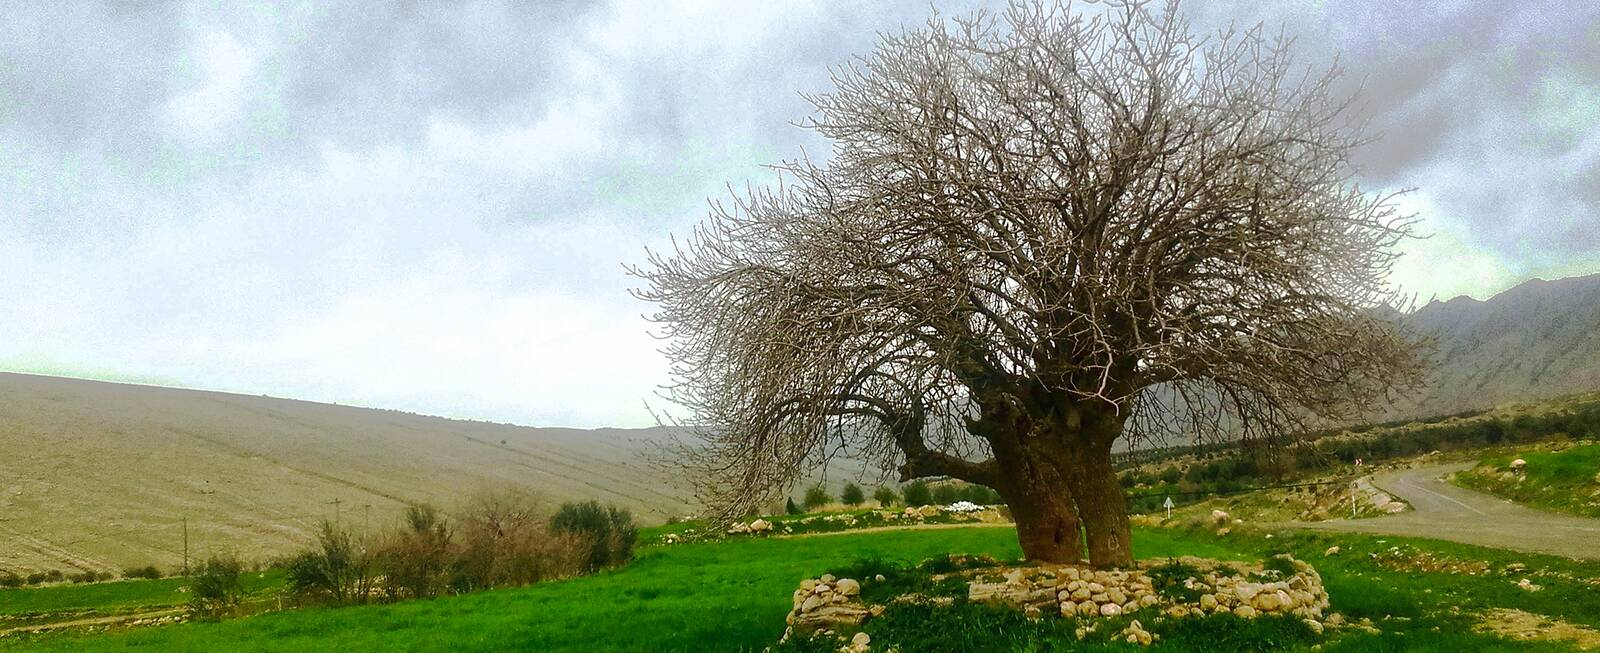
[{"left": 165, "top": 31, "right": 255, "bottom": 137}]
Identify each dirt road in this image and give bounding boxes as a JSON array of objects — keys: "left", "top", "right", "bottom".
[
  {"left": 0, "top": 608, "right": 184, "bottom": 637},
  {"left": 1291, "top": 462, "right": 1600, "bottom": 560}
]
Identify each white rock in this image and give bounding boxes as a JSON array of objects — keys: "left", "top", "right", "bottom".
[
  {"left": 1100, "top": 602, "right": 1122, "bottom": 617},
  {"left": 835, "top": 578, "right": 861, "bottom": 596}
]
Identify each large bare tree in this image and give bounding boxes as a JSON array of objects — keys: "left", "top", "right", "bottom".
[{"left": 632, "top": 0, "right": 1424, "bottom": 566}]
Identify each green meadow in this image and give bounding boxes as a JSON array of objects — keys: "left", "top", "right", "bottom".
[{"left": 4, "top": 523, "right": 1595, "bottom": 652}]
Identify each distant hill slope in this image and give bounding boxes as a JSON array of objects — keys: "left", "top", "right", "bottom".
[
  {"left": 0, "top": 373, "right": 692, "bottom": 574},
  {"left": 1391, "top": 273, "right": 1600, "bottom": 419}
]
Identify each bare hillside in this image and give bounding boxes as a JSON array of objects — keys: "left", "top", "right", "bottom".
[
  {"left": 1390, "top": 274, "right": 1600, "bottom": 419},
  {"left": 0, "top": 373, "right": 691, "bottom": 574}
]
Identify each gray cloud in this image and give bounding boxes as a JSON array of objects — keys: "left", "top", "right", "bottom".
[{"left": 1, "top": 1, "right": 1595, "bottom": 426}]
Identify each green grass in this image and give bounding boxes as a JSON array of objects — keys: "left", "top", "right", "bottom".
[
  {"left": 0, "top": 571, "right": 283, "bottom": 632},
  {"left": 0, "top": 578, "right": 190, "bottom": 619},
  {"left": 6, "top": 525, "right": 1595, "bottom": 651},
  {"left": 0, "top": 527, "right": 1227, "bottom": 652},
  {"left": 1456, "top": 442, "right": 1600, "bottom": 518}
]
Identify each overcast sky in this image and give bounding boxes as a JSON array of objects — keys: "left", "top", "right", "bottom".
[{"left": 3, "top": 1, "right": 1596, "bottom": 428}]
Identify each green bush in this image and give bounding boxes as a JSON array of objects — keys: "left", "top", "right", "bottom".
[
  {"left": 68, "top": 570, "right": 114, "bottom": 584},
  {"left": 285, "top": 520, "right": 372, "bottom": 605},
  {"left": 873, "top": 486, "right": 898, "bottom": 507},
  {"left": 901, "top": 480, "right": 932, "bottom": 507},
  {"left": 785, "top": 497, "right": 803, "bottom": 515},
  {"left": 931, "top": 483, "right": 960, "bottom": 505},
  {"left": 957, "top": 484, "right": 1002, "bottom": 505},
  {"left": 550, "top": 501, "right": 638, "bottom": 572},
  {"left": 840, "top": 483, "right": 865, "bottom": 506},
  {"left": 802, "top": 485, "right": 833, "bottom": 510},
  {"left": 0, "top": 572, "right": 22, "bottom": 588},
  {"left": 188, "top": 554, "right": 244, "bottom": 618},
  {"left": 123, "top": 565, "right": 163, "bottom": 580}
]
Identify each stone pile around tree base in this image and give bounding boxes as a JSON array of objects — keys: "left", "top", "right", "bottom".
[{"left": 783, "top": 555, "right": 1337, "bottom": 649}]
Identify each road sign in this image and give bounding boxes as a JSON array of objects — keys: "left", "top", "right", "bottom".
[{"left": 1162, "top": 496, "right": 1174, "bottom": 520}]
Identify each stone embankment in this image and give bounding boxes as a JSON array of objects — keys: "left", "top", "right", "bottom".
[{"left": 784, "top": 555, "right": 1340, "bottom": 649}]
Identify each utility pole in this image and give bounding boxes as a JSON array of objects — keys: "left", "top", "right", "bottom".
[
  {"left": 328, "top": 498, "right": 343, "bottom": 525},
  {"left": 362, "top": 504, "right": 372, "bottom": 543},
  {"left": 182, "top": 517, "right": 189, "bottom": 576}
]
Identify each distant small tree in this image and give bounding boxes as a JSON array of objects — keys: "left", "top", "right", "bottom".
[
  {"left": 932, "top": 483, "right": 960, "bottom": 506},
  {"left": 901, "top": 480, "right": 932, "bottom": 507},
  {"left": 803, "top": 484, "right": 833, "bottom": 510},
  {"left": 873, "top": 487, "right": 898, "bottom": 508},
  {"left": 785, "top": 497, "right": 803, "bottom": 515},
  {"left": 286, "top": 520, "right": 371, "bottom": 605},
  {"left": 840, "top": 483, "right": 865, "bottom": 506},
  {"left": 188, "top": 554, "right": 244, "bottom": 618}
]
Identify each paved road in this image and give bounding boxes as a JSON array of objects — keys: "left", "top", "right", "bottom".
[{"left": 1291, "top": 462, "right": 1600, "bottom": 560}]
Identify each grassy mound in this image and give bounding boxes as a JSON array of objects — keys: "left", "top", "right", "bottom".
[{"left": 1455, "top": 442, "right": 1600, "bottom": 518}]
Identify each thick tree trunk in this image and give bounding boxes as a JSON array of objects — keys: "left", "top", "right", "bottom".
[
  {"left": 994, "top": 459, "right": 1084, "bottom": 564},
  {"left": 1066, "top": 440, "right": 1134, "bottom": 567}
]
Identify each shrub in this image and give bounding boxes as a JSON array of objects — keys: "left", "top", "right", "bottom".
[
  {"left": 786, "top": 497, "right": 803, "bottom": 515},
  {"left": 286, "top": 520, "right": 373, "bottom": 605},
  {"left": 958, "top": 484, "right": 1002, "bottom": 505},
  {"left": 188, "top": 554, "right": 244, "bottom": 618},
  {"left": 1148, "top": 559, "right": 1204, "bottom": 603},
  {"left": 840, "top": 483, "right": 865, "bottom": 506},
  {"left": 0, "top": 572, "right": 21, "bottom": 588},
  {"left": 803, "top": 484, "right": 833, "bottom": 510},
  {"left": 375, "top": 503, "right": 454, "bottom": 600},
  {"left": 69, "top": 570, "right": 113, "bottom": 583},
  {"left": 931, "top": 483, "right": 960, "bottom": 506},
  {"left": 901, "top": 480, "right": 933, "bottom": 507},
  {"left": 123, "top": 565, "right": 163, "bottom": 580},
  {"left": 873, "top": 486, "right": 898, "bottom": 508},
  {"left": 550, "top": 500, "right": 638, "bottom": 573},
  {"left": 452, "top": 490, "right": 587, "bottom": 592}
]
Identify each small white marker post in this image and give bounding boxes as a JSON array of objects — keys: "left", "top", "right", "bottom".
[
  {"left": 1162, "top": 496, "right": 1174, "bottom": 520},
  {"left": 1351, "top": 458, "right": 1364, "bottom": 518}
]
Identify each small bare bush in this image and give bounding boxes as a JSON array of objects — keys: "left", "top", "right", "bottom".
[
  {"left": 451, "top": 489, "right": 585, "bottom": 591},
  {"left": 375, "top": 503, "right": 454, "bottom": 600}
]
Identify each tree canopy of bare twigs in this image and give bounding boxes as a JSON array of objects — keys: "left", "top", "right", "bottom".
[{"left": 631, "top": 0, "right": 1425, "bottom": 566}]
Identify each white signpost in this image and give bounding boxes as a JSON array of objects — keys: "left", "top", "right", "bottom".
[
  {"left": 1351, "top": 458, "right": 1364, "bottom": 518},
  {"left": 1162, "top": 496, "right": 1175, "bottom": 520}
]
